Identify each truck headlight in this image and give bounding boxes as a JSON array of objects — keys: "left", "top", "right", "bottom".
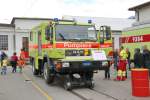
[{"left": 62, "top": 62, "right": 70, "bottom": 67}]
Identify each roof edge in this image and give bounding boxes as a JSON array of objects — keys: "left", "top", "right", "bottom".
[
  {"left": 0, "top": 23, "right": 15, "bottom": 27},
  {"left": 129, "top": 1, "right": 150, "bottom": 11},
  {"left": 11, "top": 17, "right": 73, "bottom": 24}
]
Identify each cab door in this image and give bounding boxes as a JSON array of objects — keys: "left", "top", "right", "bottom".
[{"left": 38, "top": 30, "right": 42, "bottom": 56}]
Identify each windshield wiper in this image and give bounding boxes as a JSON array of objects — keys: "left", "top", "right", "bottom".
[
  {"left": 79, "top": 39, "right": 96, "bottom": 42},
  {"left": 66, "top": 39, "right": 81, "bottom": 42},
  {"left": 65, "top": 39, "right": 96, "bottom": 42},
  {"left": 58, "top": 33, "right": 66, "bottom": 40}
]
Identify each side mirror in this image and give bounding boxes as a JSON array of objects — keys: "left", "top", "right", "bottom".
[
  {"left": 105, "top": 26, "right": 111, "bottom": 40},
  {"left": 99, "top": 25, "right": 112, "bottom": 45},
  {"left": 45, "top": 26, "right": 53, "bottom": 41},
  {"left": 30, "top": 31, "right": 33, "bottom": 41},
  {"left": 45, "top": 26, "right": 50, "bottom": 40}
]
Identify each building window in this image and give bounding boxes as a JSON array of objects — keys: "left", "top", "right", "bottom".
[{"left": 0, "top": 35, "right": 8, "bottom": 50}]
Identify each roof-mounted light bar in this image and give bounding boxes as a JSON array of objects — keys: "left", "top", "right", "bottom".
[
  {"left": 88, "top": 20, "right": 92, "bottom": 24},
  {"left": 54, "top": 18, "right": 59, "bottom": 22}
]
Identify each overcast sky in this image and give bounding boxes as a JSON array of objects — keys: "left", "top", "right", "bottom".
[{"left": 0, "top": 0, "right": 149, "bottom": 23}]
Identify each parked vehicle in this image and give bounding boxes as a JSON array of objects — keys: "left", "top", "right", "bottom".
[{"left": 29, "top": 18, "right": 112, "bottom": 90}]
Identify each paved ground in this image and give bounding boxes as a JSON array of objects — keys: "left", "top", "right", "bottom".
[
  {"left": 94, "top": 68, "right": 150, "bottom": 100},
  {"left": 0, "top": 65, "right": 150, "bottom": 100}
]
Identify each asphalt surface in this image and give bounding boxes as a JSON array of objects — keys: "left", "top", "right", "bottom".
[{"left": 0, "top": 65, "right": 150, "bottom": 100}]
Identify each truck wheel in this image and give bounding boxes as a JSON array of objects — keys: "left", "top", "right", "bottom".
[
  {"left": 44, "top": 62, "right": 54, "bottom": 84},
  {"left": 32, "top": 60, "right": 39, "bottom": 75}
]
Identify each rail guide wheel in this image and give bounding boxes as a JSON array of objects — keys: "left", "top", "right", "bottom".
[
  {"left": 63, "top": 75, "right": 72, "bottom": 90},
  {"left": 86, "top": 80, "right": 95, "bottom": 89},
  {"left": 64, "top": 81, "right": 72, "bottom": 90}
]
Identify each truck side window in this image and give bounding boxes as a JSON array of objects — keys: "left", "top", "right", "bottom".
[
  {"left": 45, "top": 25, "right": 53, "bottom": 41},
  {"left": 30, "top": 31, "right": 33, "bottom": 41},
  {"left": 45, "top": 26, "right": 50, "bottom": 40},
  {"left": 50, "top": 27, "right": 53, "bottom": 40}
]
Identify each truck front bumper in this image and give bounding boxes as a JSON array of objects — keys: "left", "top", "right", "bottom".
[{"left": 58, "top": 61, "right": 105, "bottom": 74}]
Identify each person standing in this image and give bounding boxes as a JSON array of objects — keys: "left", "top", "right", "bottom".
[
  {"left": 134, "top": 48, "right": 143, "bottom": 68},
  {"left": 103, "top": 61, "right": 111, "bottom": 80},
  {"left": 142, "top": 45, "right": 150, "bottom": 74},
  {"left": 1, "top": 57, "right": 8, "bottom": 75},
  {"left": 126, "top": 48, "right": 131, "bottom": 70},
  {"left": 116, "top": 46, "right": 128, "bottom": 81},
  {"left": 17, "top": 59, "right": 25, "bottom": 73},
  {"left": 11, "top": 52, "right": 18, "bottom": 73},
  {"left": 20, "top": 49, "right": 26, "bottom": 60},
  {"left": 113, "top": 49, "right": 119, "bottom": 69},
  {"left": 0, "top": 51, "right": 7, "bottom": 66},
  {"left": 17, "top": 49, "right": 26, "bottom": 73}
]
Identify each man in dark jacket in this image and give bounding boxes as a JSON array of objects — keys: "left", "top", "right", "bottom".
[
  {"left": 142, "top": 45, "right": 150, "bottom": 71},
  {"left": 134, "top": 48, "right": 143, "bottom": 68},
  {"left": 113, "top": 49, "right": 119, "bottom": 70}
]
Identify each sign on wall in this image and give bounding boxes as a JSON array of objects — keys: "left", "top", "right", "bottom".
[{"left": 121, "top": 34, "right": 150, "bottom": 43}]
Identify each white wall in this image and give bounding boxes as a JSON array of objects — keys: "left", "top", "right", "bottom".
[
  {"left": 139, "top": 6, "right": 150, "bottom": 22},
  {"left": 14, "top": 19, "right": 49, "bottom": 30},
  {"left": 15, "top": 32, "right": 29, "bottom": 56}
]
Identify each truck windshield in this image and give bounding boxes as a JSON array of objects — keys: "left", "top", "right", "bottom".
[{"left": 55, "top": 24, "right": 97, "bottom": 42}]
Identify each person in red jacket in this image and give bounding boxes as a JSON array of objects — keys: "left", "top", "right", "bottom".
[
  {"left": 20, "top": 49, "right": 25, "bottom": 58},
  {"left": 116, "top": 46, "right": 128, "bottom": 81},
  {"left": 17, "top": 49, "right": 26, "bottom": 73},
  {"left": 11, "top": 52, "right": 18, "bottom": 73}
]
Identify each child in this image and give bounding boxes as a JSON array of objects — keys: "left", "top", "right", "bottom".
[
  {"left": 103, "top": 61, "right": 111, "bottom": 80},
  {"left": 11, "top": 52, "right": 18, "bottom": 73},
  {"left": 17, "top": 58, "right": 25, "bottom": 73},
  {"left": 1, "top": 58, "right": 8, "bottom": 75}
]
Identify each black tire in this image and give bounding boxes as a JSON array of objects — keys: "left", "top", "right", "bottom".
[
  {"left": 32, "top": 60, "right": 39, "bottom": 75},
  {"left": 43, "top": 62, "right": 54, "bottom": 84}
]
